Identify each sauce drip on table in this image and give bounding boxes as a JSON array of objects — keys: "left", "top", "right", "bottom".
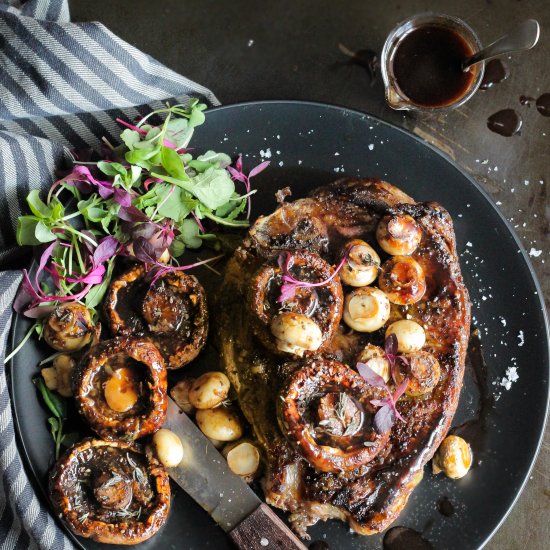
[
  {"left": 536, "top": 93, "right": 550, "bottom": 116},
  {"left": 438, "top": 496, "right": 455, "bottom": 517},
  {"left": 487, "top": 109, "right": 522, "bottom": 137},
  {"left": 383, "top": 526, "right": 434, "bottom": 550},
  {"left": 392, "top": 25, "right": 476, "bottom": 107},
  {"left": 480, "top": 59, "right": 510, "bottom": 90},
  {"left": 520, "top": 95, "right": 535, "bottom": 107}
]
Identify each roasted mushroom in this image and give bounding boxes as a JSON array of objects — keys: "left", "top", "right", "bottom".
[
  {"left": 339, "top": 239, "right": 380, "bottom": 287},
  {"left": 43, "top": 303, "right": 95, "bottom": 352},
  {"left": 247, "top": 250, "right": 343, "bottom": 356},
  {"left": 50, "top": 438, "right": 170, "bottom": 545},
  {"left": 432, "top": 435, "right": 472, "bottom": 479},
  {"left": 343, "top": 287, "right": 390, "bottom": 332},
  {"left": 73, "top": 338, "right": 167, "bottom": 441},
  {"left": 376, "top": 214, "right": 422, "bottom": 256},
  {"left": 394, "top": 350, "right": 441, "bottom": 396},
  {"left": 386, "top": 319, "right": 426, "bottom": 353},
  {"left": 278, "top": 359, "right": 390, "bottom": 473},
  {"left": 104, "top": 265, "right": 208, "bottom": 369},
  {"left": 378, "top": 255, "right": 426, "bottom": 305},
  {"left": 356, "top": 344, "right": 391, "bottom": 383}
]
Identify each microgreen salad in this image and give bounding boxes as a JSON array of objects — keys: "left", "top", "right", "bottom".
[{"left": 10, "top": 100, "right": 268, "bottom": 356}]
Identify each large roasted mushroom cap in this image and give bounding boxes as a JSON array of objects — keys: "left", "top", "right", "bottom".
[
  {"left": 104, "top": 265, "right": 208, "bottom": 369},
  {"left": 277, "top": 359, "right": 390, "bottom": 473},
  {"left": 73, "top": 338, "right": 167, "bottom": 441},
  {"left": 247, "top": 250, "right": 343, "bottom": 357},
  {"left": 50, "top": 438, "right": 170, "bottom": 545}
]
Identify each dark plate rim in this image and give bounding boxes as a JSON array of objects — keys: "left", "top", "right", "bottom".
[{"left": 9, "top": 99, "right": 550, "bottom": 550}]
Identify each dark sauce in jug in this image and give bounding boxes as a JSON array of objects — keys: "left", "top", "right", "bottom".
[{"left": 392, "top": 25, "right": 476, "bottom": 107}]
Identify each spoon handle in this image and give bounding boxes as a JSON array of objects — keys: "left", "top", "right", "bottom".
[{"left": 463, "top": 19, "right": 540, "bottom": 69}]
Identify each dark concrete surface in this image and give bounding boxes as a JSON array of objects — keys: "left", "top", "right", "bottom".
[{"left": 70, "top": 1, "right": 550, "bottom": 548}]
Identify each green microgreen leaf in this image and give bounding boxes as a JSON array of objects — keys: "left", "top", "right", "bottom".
[
  {"left": 161, "top": 146, "right": 187, "bottom": 180},
  {"left": 97, "top": 161, "right": 127, "bottom": 177},
  {"left": 34, "top": 221, "right": 57, "bottom": 243},
  {"left": 188, "top": 167, "right": 235, "bottom": 210},
  {"left": 27, "top": 190, "right": 52, "bottom": 218}
]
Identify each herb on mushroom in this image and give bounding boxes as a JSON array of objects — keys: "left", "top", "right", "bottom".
[
  {"left": 383, "top": 333, "right": 410, "bottom": 382},
  {"left": 356, "top": 362, "right": 409, "bottom": 434},
  {"left": 277, "top": 248, "right": 350, "bottom": 303}
]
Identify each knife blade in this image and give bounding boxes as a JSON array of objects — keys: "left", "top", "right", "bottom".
[{"left": 163, "top": 397, "right": 307, "bottom": 550}]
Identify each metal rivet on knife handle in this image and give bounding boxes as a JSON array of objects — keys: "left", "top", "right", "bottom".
[{"left": 229, "top": 503, "right": 307, "bottom": 550}]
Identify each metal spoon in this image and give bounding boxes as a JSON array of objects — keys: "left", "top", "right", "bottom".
[{"left": 462, "top": 19, "right": 540, "bottom": 71}]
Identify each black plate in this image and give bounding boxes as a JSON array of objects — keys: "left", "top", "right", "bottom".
[{"left": 9, "top": 101, "right": 550, "bottom": 550}]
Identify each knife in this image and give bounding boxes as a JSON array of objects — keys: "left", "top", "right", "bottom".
[{"left": 163, "top": 398, "right": 307, "bottom": 550}]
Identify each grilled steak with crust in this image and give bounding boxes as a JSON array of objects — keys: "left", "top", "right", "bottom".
[{"left": 218, "top": 178, "right": 471, "bottom": 537}]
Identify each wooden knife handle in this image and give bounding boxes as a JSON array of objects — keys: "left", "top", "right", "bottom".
[{"left": 229, "top": 503, "right": 308, "bottom": 550}]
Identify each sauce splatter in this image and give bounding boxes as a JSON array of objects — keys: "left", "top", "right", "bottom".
[
  {"left": 487, "top": 109, "right": 522, "bottom": 137},
  {"left": 383, "top": 527, "right": 434, "bottom": 550},
  {"left": 480, "top": 59, "right": 510, "bottom": 90},
  {"left": 535, "top": 93, "right": 550, "bottom": 116}
]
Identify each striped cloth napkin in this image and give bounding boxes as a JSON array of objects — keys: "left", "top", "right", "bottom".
[{"left": 0, "top": 1, "right": 218, "bottom": 548}]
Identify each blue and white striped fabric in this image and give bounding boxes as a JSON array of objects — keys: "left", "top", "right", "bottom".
[{"left": 0, "top": 2, "right": 219, "bottom": 548}]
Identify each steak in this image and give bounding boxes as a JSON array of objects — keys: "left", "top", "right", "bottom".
[{"left": 217, "top": 178, "right": 471, "bottom": 537}]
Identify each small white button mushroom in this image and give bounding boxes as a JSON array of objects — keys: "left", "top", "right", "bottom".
[
  {"left": 356, "top": 344, "right": 391, "bottom": 382},
  {"left": 195, "top": 407, "right": 244, "bottom": 442},
  {"left": 386, "top": 319, "right": 426, "bottom": 353},
  {"left": 343, "top": 287, "right": 390, "bottom": 332},
  {"left": 376, "top": 214, "right": 422, "bottom": 256},
  {"left": 152, "top": 428, "right": 184, "bottom": 468},
  {"left": 43, "top": 303, "right": 94, "bottom": 352},
  {"left": 270, "top": 312, "right": 323, "bottom": 356},
  {"left": 223, "top": 440, "right": 261, "bottom": 480},
  {"left": 339, "top": 240, "right": 380, "bottom": 287},
  {"left": 432, "top": 435, "right": 472, "bottom": 479},
  {"left": 170, "top": 378, "right": 196, "bottom": 415},
  {"left": 188, "top": 372, "right": 230, "bottom": 410}
]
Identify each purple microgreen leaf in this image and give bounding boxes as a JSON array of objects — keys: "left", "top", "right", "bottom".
[
  {"left": 148, "top": 254, "right": 224, "bottom": 287},
  {"left": 66, "top": 264, "right": 105, "bottom": 285},
  {"left": 23, "top": 305, "right": 56, "bottom": 319},
  {"left": 131, "top": 222, "right": 157, "bottom": 240},
  {"left": 113, "top": 187, "right": 132, "bottom": 207},
  {"left": 93, "top": 236, "right": 119, "bottom": 266},
  {"left": 276, "top": 247, "right": 350, "bottom": 304},
  {"left": 370, "top": 398, "right": 390, "bottom": 408},
  {"left": 385, "top": 333, "right": 398, "bottom": 356},
  {"left": 248, "top": 160, "right": 270, "bottom": 179},
  {"left": 226, "top": 165, "right": 247, "bottom": 183},
  {"left": 373, "top": 404, "right": 395, "bottom": 434},
  {"left": 357, "top": 362, "right": 389, "bottom": 390},
  {"left": 34, "top": 242, "right": 57, "bottom": 291},
  {"left": 132, "top": 236, "right": 161, "bottom": 264},
  {"left": 393, "top": 376, "right": 410, "bottom": 403},
  {"left": 235, "top": 154, "right": 243, "bottom": 173},
  {"left": 277, "top": 282, "right": 298, "bottom": 303},
  {"left": 13, "top": 270, "right": 40, "bottom": 313},
  {"left": 118, "top": 205, "right": 149, "bottom": 222}
]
